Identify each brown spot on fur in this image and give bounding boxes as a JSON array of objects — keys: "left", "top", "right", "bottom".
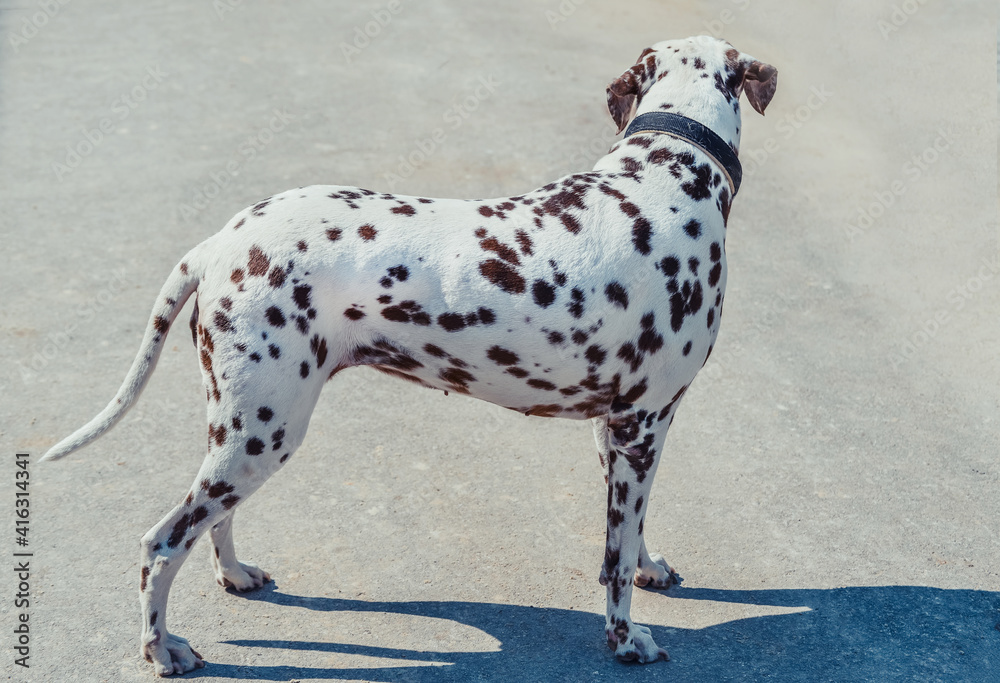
[
  {"left": 479, "top": 259, "right": 526, "bottom": 294},
  {"left": 247, "top": 246, "right": 270, "bottom": 277},
  {"left": 268, "top": 265, "right": 286, "bottom": 288},
  {"left": 375, "top": 366, "right": 432, "bottom": 387},
  {"left": 358, "top": 224, "right": 377, "bottom": 241},
  {"left": 515, "top": 229, "right": 533, "bottom": 255},
  {"left": 167, "top": 513, "right": 192, "bottom": 548},
  {"left": 619, "top": 201, "right": 640, "bottom": 216},
  {"left": 599, "top": 183, "right": 627, "bottom": 200},
  {"left": 437, "top": 312, "right": 467, "bottom": 331},
  {"left": 191, "top": 505, "right": 209, "bottom": 526},
  {"left": 383, "top": 306, "right": 410, "bottom": 322},
  {"left": 204, "top": 480, "right": 235, "bottom": 498},
  {"left": 213, "top": 310, "right": 233, "bottom": 332},
  {"left": 605, "top": 282, "right": 629, "bottom": 309},
  {"left": 525, "top": 404, "right": 562, "bottom": 417},
  {"left": 439, "top": 367, "right": 476, "bottom": 393},
  {"left": 197, "top": 324, "right": 214, "bottom": 353},
  {"left": 621, "top": 378, "right": 648, "bottom": 404},
  {"left": 647, "top": 147, "right": 675, "bottom": 165},
  {"left": 560, "top": 213, "right": 582, "bottom": 234},
  {"left": 265, "top": 306, "right": 286, "bottom": 327},
  {"left": 480, "top": 237, "right": 520, "bottom": 265},
  {"left": 424, "top": 343, "right": 447, "bottom": 358},
  {"left": 719, "top": 187, "right": 731, "bottom": 226},
  {"left": 208, "top": 424, "right": 226, "bottom": 448},
  {"left": 486, "top": 346, "right": 520, "bottom": 365}
]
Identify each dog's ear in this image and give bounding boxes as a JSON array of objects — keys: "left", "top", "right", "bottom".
[
  {"left": 606, "top": 48, "right": 656, "bottom": 134},
  {"left": 742, "top": 60, "right": 778, "bottom": 116},
  {"left": 606, "top": 70, "right": 640, "bottom": 134}
]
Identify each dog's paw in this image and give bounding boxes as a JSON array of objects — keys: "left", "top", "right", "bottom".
[
  {"left": 606, "top": 620, "right": 669, "bottom": 663},
  {"left": 142, "top": 630, "right": 205, "bottom": 676},
  {"left": 214, "top": 560, "right": 271, "bottom": 592},
  {"left": 634, "top": 553, "right": 678, "bottom": 589}
]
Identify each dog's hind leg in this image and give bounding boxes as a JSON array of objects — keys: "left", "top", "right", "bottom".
[
  {"left": 139, "top": 473, "right": 279, "bottom": 674},
  {"left": 633, "top": 537, "right": 677, "bottom": 589},
  {"left": 209, "top": 512, "right": 270, "bottom": 591},
  {"left": 138, "top": 353, "right": 324, "bottom": 675},
  {"left": 592, "top": 415, "right": 612, "bottom": 483}
]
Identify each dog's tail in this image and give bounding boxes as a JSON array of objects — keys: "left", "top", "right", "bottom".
[{"left": 40, "top": 246, "right": 205, "bottom": 462}]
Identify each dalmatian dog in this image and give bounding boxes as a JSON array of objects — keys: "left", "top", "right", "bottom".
[{"left": 42, "top": 36, "right": 776, "bottom": 675}]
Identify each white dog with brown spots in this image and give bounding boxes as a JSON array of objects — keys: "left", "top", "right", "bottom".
[{"left": 43, "top": 35, "right": 776, "bottom": 675}]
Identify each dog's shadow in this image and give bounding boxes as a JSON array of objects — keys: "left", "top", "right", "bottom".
[{"left": 187, "top": 582, "right": 999, "bottom": 681}]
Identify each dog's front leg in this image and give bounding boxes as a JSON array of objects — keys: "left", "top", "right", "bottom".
[
  {"left": 595, "top": 413, "right": 678, "bottom": 591},
  {"left": 600, "top": 408, "right": 670, "bottom": 663}
]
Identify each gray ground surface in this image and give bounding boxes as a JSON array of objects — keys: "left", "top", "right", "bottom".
[{"left": 2, "top": 1, "right": 998, "bottom": 681}]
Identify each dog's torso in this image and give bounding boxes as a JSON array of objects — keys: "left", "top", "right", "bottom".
[{"left": 200, "top": 134, "right": 729, "bottom": 421}]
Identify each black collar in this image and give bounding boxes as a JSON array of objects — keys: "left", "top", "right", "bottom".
[{"left": 624, "top": 112, "right": 742, "bottom": 196}]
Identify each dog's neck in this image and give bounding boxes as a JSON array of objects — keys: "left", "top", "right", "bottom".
[{"left": 634, "top": 78, "right": 743, "bottom": 154}]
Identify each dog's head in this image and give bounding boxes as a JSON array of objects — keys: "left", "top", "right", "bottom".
[{"left": 606, "top": 36, "right": 778, "bottom": 136}]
